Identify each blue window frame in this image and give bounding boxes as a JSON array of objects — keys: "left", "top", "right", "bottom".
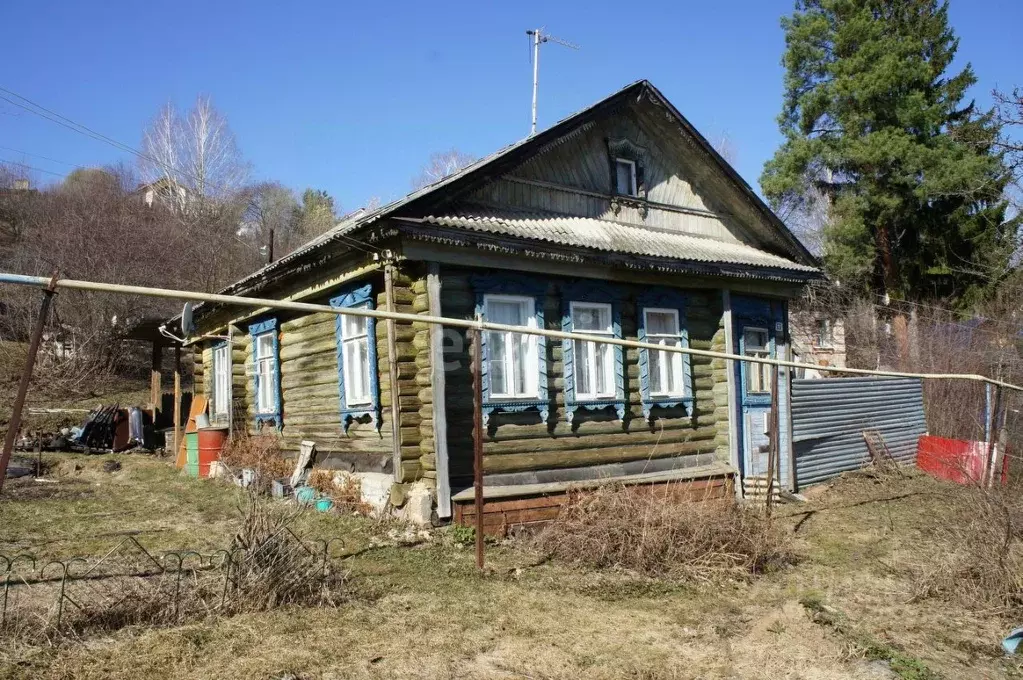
[
  {"left": 330, "top": 283, "right": 380, "bottom": 432},
  {"left": 248, "top": 318, "right": 282, "bottom": 429},
  {"left": 637, "top": 289, "right": 693, "bottom": 420},
  {"left": 561, "top": 281, "right": 625, "bottom": 423},
  {"left": 471, "top": 274, "right": 549, "bottom": 427}
]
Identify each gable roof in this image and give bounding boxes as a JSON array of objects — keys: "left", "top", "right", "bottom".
[{"left": 220, "top": 80, "right": 818, "bottom": 297}]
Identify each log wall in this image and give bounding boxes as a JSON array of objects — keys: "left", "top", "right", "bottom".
[
  {"left": 196, "top": 264, "right": 733, "bottom": 495},
  {"left": 197, "top": 268, "right": 434, "bottom": 483},
  {"left": 441, "top": 269, "right": 730, "bottom": 487}
]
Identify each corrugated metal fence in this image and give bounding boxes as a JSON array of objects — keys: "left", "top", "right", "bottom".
[{"left": 792, "top": 377, "right": 927, "bottom": 488}]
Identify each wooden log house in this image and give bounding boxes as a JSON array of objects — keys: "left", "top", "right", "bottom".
[{"left": 181, "top": 81, "right": 821, "bottom": 530}]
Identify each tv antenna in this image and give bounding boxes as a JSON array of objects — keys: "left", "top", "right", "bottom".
[{"left": 526, "top": 28, "right": 579, "bottom": 136}]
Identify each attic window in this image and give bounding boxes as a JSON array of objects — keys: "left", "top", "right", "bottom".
[{"left": 615, "top": 158, "right": 637, "bottom": 196}]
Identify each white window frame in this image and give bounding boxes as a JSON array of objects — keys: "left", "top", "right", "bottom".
[
  {"left": 253, "top": 332, "right": 277, "bottom": 414},
  {"left": 615, "top": 157, "right": 637, "bottom": 196},
  {"left": 211, "top": 344, "right": 230, "bottom": 419},
  {"left": 341, "top": 305, "right": 373, "bottom": 407},
  {"left": 743, "top": 327, "right": 772, "bottom": 394},
  {"left": 643, "top": 307, "right": 685, "bottom": 398},
  {"left": 570, "top": 301, "right": 616, "bottom": 400},
  {"left": 484, "top": 294, "right": 539, "bottom": 399}
]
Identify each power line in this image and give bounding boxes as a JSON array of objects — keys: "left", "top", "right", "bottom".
[
  {"left": 0, "top": 88, "right": 151, "bottom": 163},
  {"left": 0, "top": 145, "right": 81, "bottom": 168},
  {"left": 0, "top": 87, "right": 208, "bottom": 190},
  {"left": 0, "top": 85, "right": 382, "bottom": 254},
  {"left": 0, "top": 158, "right": 66, "bottom": 178}
]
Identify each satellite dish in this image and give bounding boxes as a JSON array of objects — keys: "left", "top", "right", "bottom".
[{"left": 181, "top": 302, "right": 195, "bottom": 336}]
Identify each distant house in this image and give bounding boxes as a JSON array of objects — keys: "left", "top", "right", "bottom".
[
  {"left": 137, "top": 177, "right": 189, "bottom": 210},
  {"left": 790, "top": 312, "right": 847, "bottom": 378},
  {"left": 178, "top": 81, "right": 821, "bottom": 528}
]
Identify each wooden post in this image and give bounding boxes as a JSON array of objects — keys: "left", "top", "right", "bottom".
[
  {"left": 986, "top": 385, "right": 1003, "bottom": 487},
  {"left": 427, "top": 263, "right": 452, "bottom": 518},
  {"left": 0, "top": 276, "right": 57, "bottom": 493},
  {"left": 383, "top": 264, "right": 403, "bottom": 482},
  {"left": 150, "top": 342, "right": 163, "bottom": 424},
  {"left": 765, "top": 365, "right": 779, "bottom": 517},
  {"left": 993, "top": 403, "right": 1010, "bottom": 488},
  {"left": 471, "top": 325, "right": 485, "bottom": 571},
  {"left": 173, "top": 346, "right": 182, "bottom": 459}
]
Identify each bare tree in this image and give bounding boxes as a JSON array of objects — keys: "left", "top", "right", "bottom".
[
  {"left": 412, "top": 149, "right": 475, "bottom": 190},
  {"left": 995, "top": 88, "right": 1023, "bottom": 212},
  {"left": 242, "top": 182, "right": 300, "bottom": 261},
  {"left": 140, "top": 96, "right": 250, "bottom": 212},
  {"left": 778, "top": 180, "right": 831, "bottom": 257},
  {"left": 710, "top": 133, "right": 738, "bottom": 167}
]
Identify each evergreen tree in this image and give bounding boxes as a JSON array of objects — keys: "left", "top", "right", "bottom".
[{"left": 762, "top": 0, "right": 1016, "bottom": 306}]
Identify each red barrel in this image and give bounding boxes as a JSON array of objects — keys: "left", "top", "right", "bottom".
[{"left": 197, "top": 427, "right": 228, "bottom": 478}]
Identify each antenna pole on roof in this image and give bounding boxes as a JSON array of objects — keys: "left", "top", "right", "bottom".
[{"left": 526, "top": 27, "right": 579, "bottom": 136}]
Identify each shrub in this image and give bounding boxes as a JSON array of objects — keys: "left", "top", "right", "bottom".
[
  {"left": 219, "top": 432, "right": 291, "bottom": 487},
  {"left": 532, "top": 482, "right": 794, "bottom": 582}
]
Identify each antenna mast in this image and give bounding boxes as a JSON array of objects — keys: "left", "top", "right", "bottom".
[{"left": 526, "top": 28, "right": 579, "bottom": 136}]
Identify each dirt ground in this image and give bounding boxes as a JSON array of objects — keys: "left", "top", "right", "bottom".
[{"left": 1, "top": 454, "right": 1021, "bottom": 680}]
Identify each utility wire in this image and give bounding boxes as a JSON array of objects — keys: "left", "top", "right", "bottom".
[
  {"left": 0, "top": 85, "right": 382, "bottom": 255},
  {"left": 0, "top": 158, "right": 66, "bottom": 178},
  {"left": 0, "top": 145, "right": 81, "bottom": 168}
]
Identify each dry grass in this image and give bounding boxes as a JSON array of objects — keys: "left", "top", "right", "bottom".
[
  {"left": 7, "top": 456, "right": 1023, "bottom": 679},
  {"left": 1, "top": 494, "right": 349, "bottom": 647},
  {"left": 532, "top": 483, "right": 794, "bottom": 582},
  {"left": 912, "top": 481, "right": 1023, "bottom": 614}
]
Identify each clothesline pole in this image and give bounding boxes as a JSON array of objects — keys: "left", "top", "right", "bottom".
[{"left": 0, "top": 274, "right": 57, "bottom": 493}]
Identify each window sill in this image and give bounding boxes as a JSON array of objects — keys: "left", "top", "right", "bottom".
[
  {"left": 641, "top": 396, "right": 694, "bottom": 420},
  {"left": 482, "top": 399, "right": 549, "bottom": 426},
  {"left": 565, "top": 398, "right": 625, "bottom": 423},
  {"left": 340, "top": 405, "right": 380, "bottom": 433}
]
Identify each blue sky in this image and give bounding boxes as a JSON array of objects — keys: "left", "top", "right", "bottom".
[{"left": 1, "top": 0, "right": 1020, "bottom": 212}]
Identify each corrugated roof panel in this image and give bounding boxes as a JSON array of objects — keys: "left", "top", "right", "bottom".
[{"left": 419, "top": 210, "right": 818, "bottom": 273}]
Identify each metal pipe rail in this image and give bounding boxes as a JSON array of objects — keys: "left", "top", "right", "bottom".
[{"left": 2, "top": 272, "right": 1021, "bottom": 392}]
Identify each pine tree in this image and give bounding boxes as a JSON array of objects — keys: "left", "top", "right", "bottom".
[{"left": 762, "top": 0, "right": 1016, "bottom": 306}]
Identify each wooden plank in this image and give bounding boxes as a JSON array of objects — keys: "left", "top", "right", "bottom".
[
  {"left": 173, "top": 347, "right": 182, "bottom": 460},
  {"left": 384, "top": 264, "right": 403, "bottom": 482},
  {"left": 427, "top": 262, "right": 452, "bottom": 519}
]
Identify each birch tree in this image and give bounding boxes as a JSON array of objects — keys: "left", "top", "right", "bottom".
[
  {"left": 412, "top": 149, "right": 475, "bottom": 189},
  {"left": 140, "top": 96, "right": 250, "bottom": 212}
]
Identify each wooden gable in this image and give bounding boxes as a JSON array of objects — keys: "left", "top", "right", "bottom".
[{"left": 461, "top": 92, "right": 789, "bottom": 254}]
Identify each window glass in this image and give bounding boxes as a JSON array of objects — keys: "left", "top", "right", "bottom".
[
  {"left": 342, "top": 307, "right": 372, "bottom": 406},
  {"left": 254, "top": 333, "right": 278, "bottom": 414},
  {"left": 572, "top": 302, "right": 614, "bottom": 399},
  {"left": 212, "top": 345, "right": 230, "bottom": 418},
  {"left": 644, "top": 309, "right": 683, "bottom": 397},
  {"left": 817, "top": 318, "right": 833, "bottom": 347},
  {"left": 615, "top": 158, "right": 637, "bottom": 196},
  {"left": 743, "top": 328, "right": 771, "bottom": 394},
  {"left": 485, "top": 295, "right": 537, "bottom": 398}
]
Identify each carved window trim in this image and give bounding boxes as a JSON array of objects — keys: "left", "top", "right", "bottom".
[
  {"left": 330, "top": 283, "right": 381, "bottom": 433},
  {"left": 607, "top": 137, "right": 649, "bottom": 218},
  {"left": 470, "top": 274, "right": 550, "bottom": 427},
  {"left": 637, "top": 289, "right": 694, "bottom": 420},
  {"left": 248, "top": 317, "right": 282, "bottom": 430},
  {"left": 561, "top": 281, "right": 626, "bottom": 424}
]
